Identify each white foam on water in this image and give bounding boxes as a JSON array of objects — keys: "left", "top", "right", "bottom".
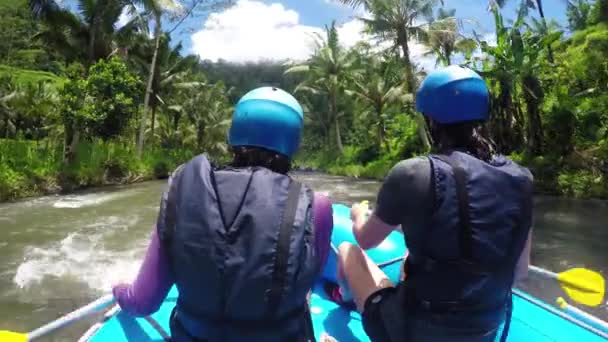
[
  {"left": 13, "top": 215, "right": 148, "bottom": 293},
  {"left": 52, "top": 191, "right": 131, "bottom": 209}
]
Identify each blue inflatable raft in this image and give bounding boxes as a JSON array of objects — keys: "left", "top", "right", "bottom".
[{"left": 81, "top": 204, "right": 608, "bottom": 342}]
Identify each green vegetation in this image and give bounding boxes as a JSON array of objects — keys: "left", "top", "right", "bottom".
[
  {"left": 1, "top": 0, "right": 607, "bottom": 200},
  {"left": 0, "top": 139, "right": 193, "bottom": 201},
  {"left": 292, "top": 0, "right": 608, "bottom": 199},
  {"left": 0, "top": 0, "right": 232, "bottom": 201}
]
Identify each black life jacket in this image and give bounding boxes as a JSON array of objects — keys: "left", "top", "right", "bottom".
[
  {"left": 158, "top": 154, "right": 319, "bottom": 341},
  {"left": 401, "top": 151, "right": 533, "bottom": 340}
]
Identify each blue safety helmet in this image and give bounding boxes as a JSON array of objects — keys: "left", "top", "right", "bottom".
[
  {"left": 416, "top": 65, "right": 490, "bottom": 124},
  {"left": 228, "top": 87, "right": 304, "bottom": 158}
]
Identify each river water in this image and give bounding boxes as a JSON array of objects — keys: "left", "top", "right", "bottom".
[{"left": 1, "top": 172, "right": 607, "bottom": 340}]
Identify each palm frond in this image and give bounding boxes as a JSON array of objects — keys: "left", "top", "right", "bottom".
[{"left": 284, "top": 65, "right": 310, "bottom": 74}]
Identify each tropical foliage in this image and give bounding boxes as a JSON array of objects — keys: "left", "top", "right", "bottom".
[
  {"left": 293, "top": 0, "right": 608, "bottom": 198},
  {"left": 0, "top": 0, "right": 232, "bottom": 200},
  {"left": 1, "top": 0, "right": 608, "bottom": 200}
]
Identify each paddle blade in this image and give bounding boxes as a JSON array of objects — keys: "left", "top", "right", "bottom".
[
  {"left": 558, "top": 268, "right": 605, "bottom": 307},
  {"left": 0, "top": 331, "right": 27, "bottom": 342}
]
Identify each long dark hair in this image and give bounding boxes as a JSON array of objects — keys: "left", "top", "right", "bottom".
[
  {"left": 428, "top": 120, "right": 496, "bottom": 162},
  {"left": 231, "top": 146, "right": 291, "bottom": 174}
]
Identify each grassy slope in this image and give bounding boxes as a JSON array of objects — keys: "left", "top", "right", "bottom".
[{"left": 0, "top": 64, "right": 66, "bottom": 86}]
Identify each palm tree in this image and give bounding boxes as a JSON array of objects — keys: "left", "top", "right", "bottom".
[
  {"left": 335, "top": 0, "right": 440, "bottom": 149},
  {"left": 491, "top": 0, "right": 554, "bottom": 62},
  {"left": 336, "top": 0, "right": 441, "bottom": 92},
  {"left": 152, "top": 109, "right": 196, "bottom": 149},
  {"left": 132, "top": 0, "right": 234, "bottom": 157},
  {"left": 285, "top": 22, "right": 358, "bottom": 153},
  {"left": 172, "top": 82, "right": 232, "bottom": 154},
  {"left": 346, "top": 57, "right": 412, "bottom": 151},
  {"left": 29, "top": 0, "right": 140, "bottom": 66},
  {"left": 473, "top": 5, "right": 551, "bottom": 154},
  {"left": 130, "top": 0, "right": 178, "bottom": 157},
  {"left": 129, "top": 35, "right": 199, "bottom": 138},
  {"left": 566, "top": 0, "right": 592, "bottom": 31},
  {"left": 425, "top": 8, "right": 477, "bottom": 66}
]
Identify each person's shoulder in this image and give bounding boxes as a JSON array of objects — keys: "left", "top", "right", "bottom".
[
  {"left": 168, "top": 154, "right": 214, "bottom": 185},
  {"left": 499, "top": 155, "right": 534, "bottom": 182},
  {"left": 387, "top": 156, "right": 431, "bottom": 181},
  {"left": 178, "top": 154, "right": 213, "bottom": 172}
]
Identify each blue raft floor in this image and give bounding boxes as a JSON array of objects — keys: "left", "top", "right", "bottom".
[{"left": 86, "top": 282, "right": 608, "bottom": 342}]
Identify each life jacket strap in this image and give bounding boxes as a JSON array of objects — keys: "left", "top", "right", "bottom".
[{"left": 267, "top": 179, "right": 302, "bottom": 318}]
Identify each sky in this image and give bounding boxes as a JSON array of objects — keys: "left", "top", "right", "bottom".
[
  {"left": 179, "top": 0, "right": 569, "bottom": 67},
  {"left": 72, "top": 0, "right": 571, "bottom": 67}
]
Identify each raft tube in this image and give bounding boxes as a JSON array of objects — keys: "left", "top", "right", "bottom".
[{"left": 82, "top": 204, "right": 608, "bottom": 342}]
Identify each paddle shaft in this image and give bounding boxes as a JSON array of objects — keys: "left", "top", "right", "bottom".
[
  {"left": 528, "top": 265, "right": 600, "bottom": 293},
  {"left": 557, "top": 298, "right": 608, "bottom": 333},
  {"left": 529, "top": 265, "right": 557, "bottom": 278},
  {"left": 28, "top": 294, "right": 115, "bottom": 341}
]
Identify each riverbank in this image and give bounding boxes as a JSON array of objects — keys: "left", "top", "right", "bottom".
[
  {"left": 295, "top": 149, "right": 608, "bottom": 200},
  {"left": 0, "top": 139, "right": 195, "bottom": 202}
]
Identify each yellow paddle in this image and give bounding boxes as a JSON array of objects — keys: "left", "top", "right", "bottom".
[
  {"left": 0, "top": 294, "right": 115, "bottom": 342},
  {"left": 528, "top": 265, "right": 605, "bottom": 307}
]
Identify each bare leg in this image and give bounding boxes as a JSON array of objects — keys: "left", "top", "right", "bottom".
[
  {"left": 320, "top": 333, "right": 338, "bottom": 342},
  {"left": 337, "top": 242, "right": 394, "bottom": 313}
]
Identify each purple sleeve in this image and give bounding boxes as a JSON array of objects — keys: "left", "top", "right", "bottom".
[
  {"left": 112, "top": 228, "right": 174, "bottom": 316},
  {"left": 313, "top": 192, "right": 333, "bottom": 269}
]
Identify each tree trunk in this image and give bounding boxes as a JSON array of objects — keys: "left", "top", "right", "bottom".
[
  {"left": 88, "top": 10, "right": 99, "bottom": 65},
  {"left": 397, "top": 29, "right": 431, "bottom": 150},
  {"left": 150, "top": 105, "right": 157, "bottom": 141},
  {"left": 523, "top": 74, "right": 544, "bottom": 155},
  {"left": 88, "top": 30, "right": 97, "bottom": 65},
  {"left": 197, "top": 123, "right": 205, "bottom": 150},
  {"left": 174, "top": 112, "right": 180, "bottom": 132},
  {"left": 535, "top": 0, "right": 554, "bottom": 63},
  {"left": 397, "top": 30, "right": 416, "bottom": 93},
  {"left": 330, "top": 92, "right": 343, "bottom": 153},
  {"left": 63, "top": 123, "right": 80, "bottom": 164},
  {"left": 63, "top": 123, "right": 72, "bottom": 163},
  {"left": 334, "top": 117, "right": 343, "bottom": 153},
  {"left": 137, "top": 15, "right": 162, "bottom": 158},
  {"left": 376, "top": 105, "right": 387, "bottom": 152}
]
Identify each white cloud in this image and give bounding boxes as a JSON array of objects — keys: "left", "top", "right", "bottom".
[
  {"left": 191, "top": 0, "right": 370, "bottom": 63},
  {"left": 116, "top": 6, "right": 133, "bottom": 29},
  {"left": 410, "top": 43, "right": 436, "bottom": 72},
  {"left": 190, "top": 0, "right": 437, "bottom": 70},
  {"left": 336, "top": 19, "right": 367, "bottom": 48}
]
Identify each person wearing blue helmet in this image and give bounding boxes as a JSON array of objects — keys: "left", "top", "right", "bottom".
[
  {"left": 331, "top": 66, "right": 534, "bottom": 342},
  {"left": 111, "top": 87, "right": 335, "bottom": 341}
]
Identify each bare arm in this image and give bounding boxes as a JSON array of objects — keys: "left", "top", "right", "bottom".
[
  {"left": 352, "top": 211, "right": 399, "bottom": 250},
  {"left": 354, "top": 158, "right": 431, "bottom": 250}
]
